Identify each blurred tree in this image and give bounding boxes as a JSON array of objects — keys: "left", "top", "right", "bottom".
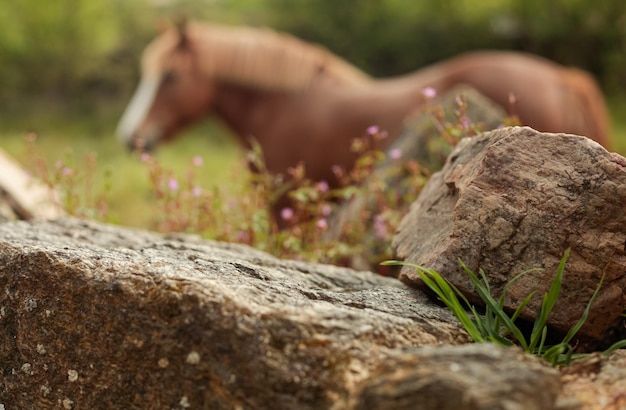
[
  {"left": 264, "top": 0, "right": 625, "bottom": 89},
  {"left": 0, "top": 0, "right": 623, "bottom": 117}
]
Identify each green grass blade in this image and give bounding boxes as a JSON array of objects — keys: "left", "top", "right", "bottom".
[
  {"left": 495, "top": 269, "right": 540, "bottom": 337},
  {"left": 459, "top": 260, "right": 529, "bottom": 350},
  {"left": 560, "top": 273, "right": 605, "bottom": 346},
  {"left": 602, "top": 340, "right": 626, "bottom": 355},
  {"left": 529, "top": 248, "right": 570, "bottom": 351},
  {"left": 511, "top": 291, "right": 536, "bottom": 322},
  {"left": 382, "top": 260, "right": 487, "bottom": 342}
]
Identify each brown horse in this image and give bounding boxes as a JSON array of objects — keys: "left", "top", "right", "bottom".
[{"left": 118, "top": 21, "right": 611, "bottom": 189}]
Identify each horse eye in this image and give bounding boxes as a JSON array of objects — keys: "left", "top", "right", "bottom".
[{"left": 162, "top": 70, "right": 177, "bottom": 85}]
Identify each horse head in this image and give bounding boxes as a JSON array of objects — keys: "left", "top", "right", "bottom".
[{"left": 117, "top": 21, "right": 216, "bottom": 152}]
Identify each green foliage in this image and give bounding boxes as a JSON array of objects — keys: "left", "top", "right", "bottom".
[
  {"left": 265, "top": 0, "right": 626, "bottom": 89},
  {"left": 1, "top": 0, "right": 624, "bottom": 111},
  {"left": 383, "top": 249, "right": 626, "bottom": 366},
  {"left": 132, "top": 130, "right": 428, "bottom": 268}
]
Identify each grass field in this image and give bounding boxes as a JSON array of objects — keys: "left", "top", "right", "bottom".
[
  {"left": 1, "top": 96, "right": 625, "bottom": 230},
  {"left": 0, "top": 100, "right": 243, "bottom": 228}
]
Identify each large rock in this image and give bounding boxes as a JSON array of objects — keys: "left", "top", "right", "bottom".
[
  {"left": 560, "top": 350, "right": 626, "bottom": 408},
  {"left": 393, "top": 126, "right": 626, "bottom": 348},
  {"left": 353, "top": 344, "right": 561, "bottom": 410},
  {"left": 0, "top": 218, "right": 445, "bottom": 408},
  {"left": 0, "top": 218, "right": 567, "bottom": 409}
]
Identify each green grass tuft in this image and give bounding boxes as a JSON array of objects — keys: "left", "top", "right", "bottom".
[{"left": 382, "top": 249, "right": 626, "bottom": 366}]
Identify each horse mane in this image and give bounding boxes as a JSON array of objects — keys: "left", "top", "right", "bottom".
[{"left": 185, "top": 21, "right": 371, "bottom": 91}]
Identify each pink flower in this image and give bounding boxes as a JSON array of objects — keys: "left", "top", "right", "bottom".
[
  {"left": 281, "top": 207, "right": 294, "bottom": 221},
  {"left": 316, "top": 218, "right": 328, "bottom": 230},
  {"left": 192, "top": 186, "right": 202, "bottom": 197},
  {"left": 316, "top": 180, "right": 329, "bottom": 193},
  {"left": 459, "top": 116, "right": 471, "bottom": 130},
  {"left": 192, "top": 156, "right": 203, "bottom": 167},
  {"left": 331, "top": 165, "right": 344, "bottom": 178},
  {"left": 321, "top": 204, "right": 332, "bottom": 216},
  {"left": 140, "top": 152, "right": 152, "bottom": 163},
  {"left": 366, "top": 125, "right": 380, "bottom": 135},
  {"left": 373, "top": 214, "right": 388, "bottom": 239},
  {"left": 389, "top": 148, "right": 403, "bottom": 160},
  {"left": 168, "top": 178, "right": 179, "bottom": 191},
  {"left": 62, "top": 167, "right": 73, "bottom": 176},
  {"left": 422, "top": 87, "right": 437, "bottom": 99}
]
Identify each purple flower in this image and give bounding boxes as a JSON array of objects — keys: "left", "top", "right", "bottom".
[
  {"left": 366, "top": 125, "right": 380, "bottom": 135},
  {"left": 316, "top": 218, "right": 328, "bottom": 230},
  {"left": 373, "top": 214, "right": 388, "bottom": 239},
  {"left": 168, "top": 178, "right": 179, "bottom": 191},
  {"left": 331, "top": 165, "right": 344, "bottom": 178},
  {"left": 140, "top": 152, "right": 152, "bottom": 163},
  {"left": 321, "top": 204, "right": 332, "bottom": 216},
  {"left": 422, "top": 87, "right": 437, "bottom": 99},
  {"left": 316, "top": 180, "right": 329, "bottom": 193},
  {"left": 459, "top": 116, "right": 471, "bottom": 130},
  {"left": 389, "top": 148, "right": 403, "bottom": 160},
  {"left": 192, "top": 156, "right": 203, "bottom": 167},
  {"left": 281, "top": 207, "right": 294, "bottom": 221}
]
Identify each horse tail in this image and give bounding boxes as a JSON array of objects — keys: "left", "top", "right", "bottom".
[{"left": 561, "top": 68, "right": 612, "bottom": 148}]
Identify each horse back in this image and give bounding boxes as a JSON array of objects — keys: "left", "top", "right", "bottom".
[{"left": 560, "top": 67, "right": 611, "bottom": 147}]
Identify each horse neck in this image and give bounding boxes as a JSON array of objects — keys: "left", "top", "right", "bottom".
[{"left": 211, "top": 83, "right": 290, "bottom": 147}]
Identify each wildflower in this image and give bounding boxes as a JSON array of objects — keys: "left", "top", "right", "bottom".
[
  {"left": 422, "top": 87, "right": 437, "bottom": 99},
  {"left": 373, "top": 214, "right": 388, "bottom": 239},
  {"left": 62, "top": 167, "right": 73, "bottom": 176},
  {"left": 281, "top": 207, "right": 294, "bottom": 221},
  {"left": 321, "top": 204, "right": 332, "bottom": 216},
  {"left": 192, "top": 186, "right": 202, "bottom": 197},
  {"left": 316, "top": 180, "right": 329, "bottom": 193},
  {"left": 389, "top": 148, "right": 403, "bottom": 160},
  {"left": 316, "top": 218, "right": 328, "bottom": 230},
  {"left": 459, "top": 116, "right": 471, "bottom": 130},
  {"left": 168, "top": 178, "right": 179, "bottom": 191},
  {"left": 331, "top": 165, "right": 344, "bottom": 178},
  {"left": 366, "top": 125, "right": 380, "bottom": 135},
  {"left": 192, "top": 156, "right": 203, "bottom": 167},
  {"left": 140, "top": 152, "right": 152, "bottom": 163},
  {"left": 236, "top": 230, "right": 251, "bottom": 244}
]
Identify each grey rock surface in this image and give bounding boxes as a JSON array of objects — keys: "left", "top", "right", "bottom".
[
  {"left": 0, "top": 218, "right": 474, "bottom": 409},
  {"left": 393, "top": 126, "right": 626, "bottom": 347},
  {"left": 559, "top": 350, "right": 626, "bottom": 409},
  {"left": 353, "top": 344, "right": 561, "bottom": 410}
]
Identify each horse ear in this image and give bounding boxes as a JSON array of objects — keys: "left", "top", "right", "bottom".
[{"left": 175, "top": 15, "right": 189, "bottom": 49}]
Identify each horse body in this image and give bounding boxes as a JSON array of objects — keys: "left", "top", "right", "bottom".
[{"left": 118, "top": 21, "right": 611, "bottom": 189}]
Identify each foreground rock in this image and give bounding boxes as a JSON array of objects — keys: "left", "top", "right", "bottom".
[
  {"left": 353, "top": 344, "right": 561, "bottom": 410},
  {"left": 0, "top": 218, "right": 568, "bottom": 409},
  {"left": 393, "top": 126, "right": 626, "bottom": 348},
  {"left": 560, "top": 350, "right": 626, "bottom": 409}
]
